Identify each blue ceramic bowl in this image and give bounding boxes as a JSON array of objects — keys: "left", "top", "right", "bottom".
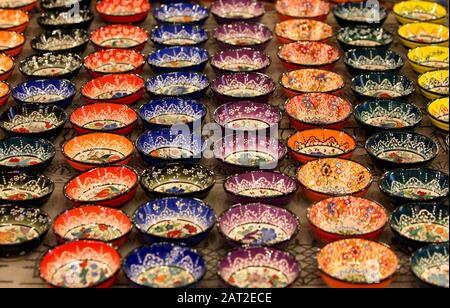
[
  {"left": 0, "top": 137, "right": 55, "bottom": 172},
  {"left": 154, "top": 3, "right": 209, "bottom": 25},
  {"left": 389, "top": 203, "right": 449, "bottom": 251},
  {"left": 133, "top": 197, "right": 216, "bottom": 246},
  {"left": 366, "top": 131, "right": 439, "bottom": 169},
  {"left": 145, "top": 71, "right": 209, "bottom": 100},
  {"left": 411, "top": 243, "right": 449, "bottom": 288},
  {"left": 150, "top": 24, "right": 208, "bottom": 48},
  {"left": 379, "top": 168, "right": 449, "bottom": 204},
  {"left": 147, "top": 46, "right": 209, "bottom": 73},
  {"left": 123, "top": 243, "right": 206, "bottom": 288},
  {"left": 11, "top": 79, "right": 76, "bottom": 109},
  {"left": 332, "top": 2, "right": 388, "bottom": 28},
  {"left": 138, "top": 98, "right": 207, "bottom": 129},
  {"left": 351, "top": 72, "right": 415, "bottom": 100},
  {"left": 337, "top": 26, "right": 394, "bottom": 51},
  {"left": 344, "top": 48, "right": 404, "bottom": 76}
]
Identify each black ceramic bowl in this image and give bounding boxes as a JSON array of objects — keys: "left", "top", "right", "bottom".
[
  {"left": 351, "top": 72, "right": 415, "bottom": 100},
  {"left": 0, "top": 204, "right": 51, "bottom": 257},
  {"left": 37, "top": 9, "right": 94, "bottom": 30},
  {"left": 332, "top": 2, "right": 388, "bottom": 28},
  {"left": 411, "top": 243, "right": 449, "bottom": 288},
  {"left": 344, "top": 48, "right": 405, "bottom": 76},
  {"left": 41, "top": 0, "right": 92, "bottom": 12},
  {"left": 337, "top": 26, "right": 394, "bottom": 51},
  {"left": 31, "top": 29, "right": 89, "bottom": 54},
  {"left": 19, "top": 53, "right": 82, "bottom": 80}
]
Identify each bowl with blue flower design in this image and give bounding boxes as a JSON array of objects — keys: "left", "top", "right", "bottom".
[
  {"left": 147, "top": 46, "right": 209, "bottom": 73},
  {"left": 351, "top": 72, "right": 415, "bottom": 100},
  {"left": 344, "top": 48, "right": 404, "bottom": 76},
  {"left": 411, "top": 243, "right": 449, "bottom": 288},
  {"left": 151, "top": 24, "right": 208, "bottom": 48},
  {"left": 145, "top": 71, "right": 209, "bottom": 100},
  {"left": 154, "top": 2, "right": 209, "bottom": 25}
]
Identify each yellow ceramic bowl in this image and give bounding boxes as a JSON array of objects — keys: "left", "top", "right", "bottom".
[
  {"left": 393, "top": 1, "right": 448, "bottom": 24},
  {"left": 398, "top": 22, "right": 449, "bottom": 49},
  {"left": 407, "top": 46, "right": 449, "bottom": 73},
  {"left": 418, "top": 69, "right": 449, "bottom": 100},
  {"left": 427, "top": 97, "right": 449, "bottom": 131}
]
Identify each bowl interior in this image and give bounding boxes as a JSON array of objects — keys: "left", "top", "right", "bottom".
[
  {"left": 211, "top": 48, "right": 270, "bottom": 72},
  {"left": 97, "top": 0, "right": 150, "bottom": 16},
  {"left": 0, "top": 9, "right": 28, "bottom": 27},
  {"left": 214, "top": 22, "right": 272, "bottom": 46},
  {"left": 39, "top": 10, "right": 92, "bottom": 26},
  {"left": 398, "top": 22, "right": 449, "bottom": 43},
  {"left": 428, "top": 97, "right": 449, "bottom": 123},
  {"left": 20, "top": 53, "right": 82, "bottom": 77},
  {"left": 394, "top": 1, "right": 447, "bottom": 22},
  {"left": 281, "top": 69, "right": 345, "bottom": 93},
  {"left": 91, "top": 25, "right": 148, "bottom": 49},
  {"left": 0, "top": 80, "right": 9, "bottom": 97},
  {"left": 33, "top": 29, "right": 88, "bottom": 51},
  {"left": 411, "top": 243, "right": 449, "bottom": 288},
  {"left": 407, "top": 46, "right": 449, "bottom": 69},
  {"left": 146, "top": 72, "right": 209, "bottom": 96},
  {"left": 275, "top": 0, "right": 329, "bottom": 18},
  {"left": 148, "top": 46, "right": 208, "bottom": 68},
  {"left": 0, "top": 53, "right": 13, "bottom": 73},
  {"left": 84, "top": 49, "right": 144, "bottom": 73},
  {"left": 279, "top": 42, "right": 339, "bottom": 66},
  {"left": 352, "top": 73, "right": 414, "bottom": 98},
  {"left": 275, "top": 19, "right": 333, "bottom": 42},
  {"left": 156, "top": 3, "right": 208, "bottom": 23},
  {"left": 333, "top": 2, "right": 387, "bottom": 23},
  {"left": 152, "top": 25, "right": 207, "bottom": 45},
  {"left": 345, "top": 49, "right": 404, "bottom": 71},
  {"left": 0, "top": 171, "right": 53, "bottom": 201},
  {"left": 211, "top": 0, "right": 264, "bottom": 19},
  {"left": 12, "top": 79, "right": 76, "bottom": 103},
  {"left": 212, "top": 73, "right": 275, "bottom": 98},
  {"left": 0, "top": 30, "right": 25, "bottom": 50},
  {"left": 0, "top": 0, "right": 36, "bottom": 9},
  {"left": 338, "top": 26, "right": 393, "bottom": 47},
  {"left": 418, "top": 69, "right": 449, "bottom": 96},
  {"left": 0, "top": 137, "right": 55, "bottom": 167},
  {"left": 82, "top": 74, "right": 144, "bottom": 100}
]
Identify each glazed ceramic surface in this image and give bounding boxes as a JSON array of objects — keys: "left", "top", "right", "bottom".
[
  {"left": 427, "top": 97, "right": 449, "bottom": 131},
  {"left": 280, "top": 69, "right": 345, "bottom": 95},
  {"left": 31, "top": 29, "right": 89, "bottom": 54},
  {"left": 211, "top": 0, "right": 265, "bottom": 24},
  {"left": 41, "top": 0, "right": 92, "bottom": 11},
  {"left": 0, "top": 9, "right": 29, "bottom": 32},
  {"left": 278, "top": 41, "right": 340, "bottom": 69},
  {"left": 19, "top": 53, "right": 82, "bottom": 79},
  {"left": 407, "top": 46, "right": 449, "bottom": 73},
  {"left": 418, "top": 70, "right": 449, "bottom": 100},
  {"left": 393, "top": 1, "right": 448, "bottom": 24},
  {"left": 351, "top": 72, "right": 415, "bottom": 99},
  {"left": 154, "top": 3, "right": 208, "bottom": 25},
  {"left": 90, "top": 24, "right": 148, "bottom": 51},
  {"left": 38, "top": 10, "right": 93, "bottom": 30},
  {"left": 337, "top": 26, "right": 393, "bottom": 49},
  {"left": 344, "top": 49, "right": 404, "bottom": 75},
  {"left": 151, "top": 25, "right": 208, "bottom": 47},
  {"left": 213, "top": 22, "right": 273, "bottom": 50},
  {"left": 0, "top": 80, "right": 10, "bottom": 106},
  {"left": 0, "top": 53, "right": 14, "bottom": 81},
  {"left": 0, "top": 171, "right": 54, "bottom": 205},
  {"left": 146, "top": 71, "right": 209, "bottom": 100},
  {"left": 84, "top": 49, "right": 145, "bottom": 77},
  {"left": 275, "top": 0, "right": 330, "bottom": 20},
  {"left": 96, "top": 0, "right": 150, "bottom": 23},
  {"left": 411, "top": 243, "right": 449, "bottom": 288},
  {"left": 332, "top": 2, "right": 387, "bottom": 26},
  {"left": 0, "top": 30, "right": 25, "bottom": 57},
  {"left": 82, "top": 74, "right": 144, "bottom": 104},
  {"left": 398, "top": 23, "right": 449, "bottom": 48},
  {"left": 210, "top": 48, "right": 270, "bottom": 74},
  {"left": 147, "top": 46, "right": 209, "bottom": 73},
  {"left": 275, "top": 19, "right": 333, "bottom": 43},
  {"left": 0, "top": 0, "right": 36, "bottom": 11}
]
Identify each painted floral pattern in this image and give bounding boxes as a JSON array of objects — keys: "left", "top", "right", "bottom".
[
  {"left": 65, "top": 224, "right": 123, "bottom": 242},
  {"left": 228, "top": 267, "right": 289, "bottom": 288},
  {"left": 281, "top": 69, "right": 344, "bottom": 93},
  {"left": 421, "top": 264, "right": 449, "bottom": 288},
  {"left": 136, "top": 266, "right": 195, "bottom": 288},
  {"left": 0, "top": 156, "right": 43, "bottom": 167},
  {"left": 0, "top": 225, "right": 39, "bottom": 244},
  {"left": 275, "top": 19, "right": 332, "bottom": 42},
  {"left": 229, "top": 224, "right": 286, "bottom": 246},
  {"left": 52, "top": 260, "right": 113, "bottom": 288},
  {"left": 148, "top": 220, "right": 202, "bottom": 238},
  {"left": 400, "top": 223, "right": 448, "bottom": 242}
]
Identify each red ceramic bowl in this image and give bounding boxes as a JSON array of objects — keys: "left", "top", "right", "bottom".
[
  {"left": 278, "top": 42, "right": 340, "bottom": 71},
  {"left": 307, "top": 196, "right": 388, "bottom": 243},
  {"left": 39, "top": 240, "right": 121, "bottom": 288},
  {"left": 64, "top": 165, "right": 139, "bottom": 207},
  {"left": 0, "top": 9, "right": 29, "bottom": 32},
  {"left": 275, "top": 19, "right": 333, "bottom": 44},
  {"left": 0, "top": 0, "right": 37, "bottom": 12},
  {"left": 297, "top": 158, "right": 373, "bottom": 201},
  {"left": 90, "top": 24, "right": 149, "bottom": 51},
  {"left": 96, "top": 0, "right": 151, "bottom": 24},
  {"left": 284, "top": 93, "right": 352, "bottom": 131},
  {"left": 81, "top": 74, "right": 145, "bottom": 105},
  {"left": 0, "top": 80, "right": 10, "bottom": 106},
  {"left": 0, "top": 53, "right": 14, "bottom": 81},
  {"left": 63, "top": 132, "right": 134, "bottom": 171},
  {"left": 70, "top": 103, "right": 138, "bottom": 135},
  {"left": 0, "top": 30, "right": 25, "bottom": 57},
  {"left": 276, "top": 0, "right": 330, "bottom": 22},
  {"left": 84, "top": 49, "right": 145, "bottom": 78},
  {"left": 53, "top": 205, "right": 133, "bottom": 247}
]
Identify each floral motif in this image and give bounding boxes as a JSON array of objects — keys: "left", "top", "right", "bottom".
[
  {"left": 155, "top": 3, "right": 208, "bottom": 23},
  {"left": 152, "top": 25, "right": 207, "bottom": 46},
  {"left": 97, "top": 0, "right": 150, "bottom": 16},
  {"left": 33, "top": 29, "right": 87, "bottom": 51},
  {"left": 408, "top": 46, "right": 449, "bottom": 69},
  {"left": 146, "top": 72, "right": 209, "bottom": 96},
  {"left": 276, "top": 0, "right": 329, "bottom": 18},
  {"left": 412, "top": 244, "right": 449, "bottom": 288},
  {"left": 91, "top": 24, "right": 148, "bottom": 49},
  {"left": 149, "top": 47, "right": 208, "bottom": 68},
  {"left": 211, "top": 49, "right": 270, "bottom": 72},
  {"left": 20, "top": 53, "right": 82, "bottom": 78},
  {"left": 214, "top": 22, "right": 272, "bottom": 47},
  {"left": 12, "top": 79, "right": 75, "bottom": 103},
  {"left": 0, "top": 8, "right": 28, "bottom": 27},
  {"left": 82, "top": 74, "right": 144, "bottom": 100},
  {"left": 211, "top": 0, "right": 264, "bottom": 19},
  {"left": 0, "top": 30, "right": 24, "bottom": 50},
  {"left": 419, "top": 69, "right": 449, "bottom": 95},
  {"left": 281, "top": 69, "right": 344, "bottom": 93},
  {"left": 338, "top": 26, "right": 393, "bottom": 47},
  {"left": 333, "top": 2, "right": 386, "bottom": 22},
  {"left": 0, "top": 139, "right": 54, "bottom": 168},
  {"left": 398, "top": 22, "right": 449, "bottom": 44},
  {"left": 0, "top": 172, "right": 52, "bottom": 201},
  {"left": 279, "top": 42, "right": 339, "bottom": 66},
  {"left": 275, "top": 19, "right": 332, "bottom": 42}
]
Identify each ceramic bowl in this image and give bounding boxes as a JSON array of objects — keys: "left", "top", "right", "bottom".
[
  {"left": 81, "top": 74, "right": 145, "bottom": 105},
  {"left": 351, "top": 72, "right": 415, "bottom": 100},
  {"left": 379, "top": 168, "right": 449, "bottom": 204},
  {"left": 0, "top": 205, "right": 50, "bottom": 257},
  {"left": 278, "top": 41, "right": 340, "bottom": 71},
  {"left": 139, "top": 98, "right": 207, "bottom": 130},
  {"left": 317, "top": 239, "right": 398, "bottom": 288},
  {"left": 280, "top": 69, "right": 345, "bottom": 97},
  {"left": 398, "top": 23, "right": 449, "bottom": 49},
  {"left": 407, "top": 46, "right": 449, "bottom": 74},
  {"left": 344, "top": 49, "right": 404, "bottom": 76},
  {"left": 19, "top": 53, "right": 82, "bottom": 79},
  {"left": 63, "top": 133, "right": 134, "bottom": 171},
  {"left": 64, "top": 165, "right": 139, "bottom": 208},
  {"left": 38, "top": 9, "right": 93, "bottom": 30},
  {"left": 0, "top": 104, "right": 67, "bottom": 140},
  {"left": 39, "top": 240, "right": 121, "bottom": 288},
  {"left": 210, "top": 48, "right": 270, "bottom": 74},
  {"left": 213, "top": 101, "right": 282, "bottom": 133},
  {"left": 275, "top": 19, "right": 333, "bottom": 44},
  {"left": 354, "top": 99, "right": 422, "bottom": 134},
  {"left": 53, "top": 205, "right": 132, "bottom": 247},
  {"left": 31, "top": 29, "right": 89, "bottom": 54},
  {"left": 332, "top": 2, "right": 388, "bottom": 27},
  {"left": 0, "top": 171, "right": 54, "bottom": 206},
  {"left": 213, "top": 22, "right": 272, "bottom": 50},
  {"left": 70, "top": 103, "right": 138, "bottom": 135},
  {"left": 275, "top": 0, "right": 329, "bottom": 21},
  {"left": 0, "top": 0, "right": 36, "bottom": 12},
  {"left": 411, "top": 243, "right": 449, "bottom": 288},
  {"left": 284, "top": 93, "right": 352, "bottom": 130},
  {"left": 96, "top": 0, "right": 150, "bottom": 24},
  {"left": 308, "top": 196, "right": 387, "bottom": 243},
  {"left": 90, "top": 24, "right": 148, "bottom": 51},
  {"left": 0, "top": 30, "right": 25, "bottom": 57},
  {"left": 366, "top": 131, "right": 438, "bottom": 169},
  {"left": 151, "top": 25, "right": 208, "bottom": 48},
  {"left": 0, "top": 137, "right": 55, "bottom": 172},
  {"left": 337, "top": 26, "right": 394, "bottom": 51},
  {"left": 418, "top": 69, "right": 449, "bottom": 100},
  {"left": 427, "top": 97, "right": 449, "bottom": 132},
  {"left": 214, "top": 134, "right": 287, "bottom": 171},
  {"left": 211, "top": 0, "right": 265, "bottom": 24},
  {"left": 218, "top": 203, "right": 299, "bottom": 248},
  {"left": 223, "top": 171, "right": 298, "bottom": 206},
  {"left": 218, "top": 247, "right": 299, "bottom": 288},
  {"left": 0, "top": 53, "right": 14, "bottom": 81},
  {"left": 145, "top": 71, "right": 209, "bottom": 100},
  {"left": 211, "top": 72, "right": 275, "bottom": 104},
  {"left": 136, "top": 128, "right": 205, "bottom": 165},
  {"left": 141, "top": 163, "right": 215, "bottom": 198},
  {"left": 0, "top": 80, "right": 10, "bottom": 106},
  {"left": 390, "top": 203, "right": 449, "bottom": 251},
  {"left": 133, "top": 197, "right": 215, "bottom": 246},
  {"left": 394, "top": 1, "right": 448, "bottom": 25},
  {"left": 0, "top": 9, "right": 29, "bottom": 32},
  {"left": 41, "top": 0, "right": 92, "bottom": 11},
  {"left": 84, "top": 49, "right": 145, "bottom": 78},
  {"left": 154, "top": 2, "right": 209, "bottom": 25},
  {"left": 297, "top": 158, "right": 373, "bottom": 201},
  {"left": 147, "top": 46, "right": 209, "bottom": 73},
  {"left": 287, "top": 128, "right": 357, "bottom": 163},
  {"left": 11, "top": 79, "right": 76, "bottom": 109},
  {"left": 123, "top": 243, "right": 206, "bottom": 288}
]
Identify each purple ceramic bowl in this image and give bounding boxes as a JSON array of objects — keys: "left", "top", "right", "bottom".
[
  {"left": 210, "top": 48, "right": 271, "bottom": 74},
  {"left": 213, "top": 22, "right": 273, "bottom": 50},
  {"left": 223, "top": 170, "right": 298, "bottom": 205},
  {"left": 218, "top": 203, "right": 300, "bottom": 248},
  {"left": 211, "top": 72, "right": 276, "bottom": 104},
  {"left": 211, "top": 0, "right": 265, "bottom": 24},
  {"left": 218, "top": 246, "right": 300, "bottom": 288}
]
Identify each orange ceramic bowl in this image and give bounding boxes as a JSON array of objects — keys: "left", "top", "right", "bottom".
[
  {"left": 287, "top": 128, "right": 357, "bottom": 163},
  {"left": 0, "top": 53, "right": 14, "bottom": 81},
  {"left": 0, "top": 30, "right": 25, "bottom": 57},
  {"left": 0, "top": 0, "right": 36, "bottom": 11},
  {"left": 0, "top": 80, "right": 10, "bottom": 106},
  {"left": 0, "top": 9, "right": 29, "bottom": 32},
  {"left": 317, "top": 239, "right": 399, "bottom": 288},
  {"left": 90, "top": 24, "right": 149, "bottom": 52},
  {"left": 276, "top": 0, "right": 330, "bottom": 21},
  {"left": 278, "top": 41, "right": 340, "bottom": 71},
  {"left": 96, "top": 0, "right": 151, "bottom": 24},
  {"left": 297, "top": 158, "right": 373, "bottom": 201},
  {"left": 63, "top": 132, "right": 134, "bottom": 171},
  {"left": 275, "top": 19, "right": 333, "bottom": 44},
  {"left": 83, "top": 49, "right": 145, "bottom": 78}
]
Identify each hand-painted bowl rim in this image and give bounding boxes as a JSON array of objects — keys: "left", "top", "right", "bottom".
[
  {"left": 0, "top": 53, "right": 14, "bottom": 79},
  {"left": 0, "top": 80, "right": 10, "bottom": 99},
  {"left": 18, "top": 52, "right": 82, "bottom": 78},
  {"left": 418, "top": 70, "right": 449, "bottom": 97},
  {"left": 38, "top": 9, "right": 93, "bottom": 28},
  {"left": 83, "top": 48, "right": 145, "bottom": 75},
  {"left": 274, "top": 18, "right": 333, "bottom": 42},
  {"left": 343, "top": 48, "right": 405, "bottom": 72},
  {"left": 0, "top": 31, "right": 25, "bottom": 56},
  {"left": 213, "top": 22, "right": 273, "bottom": 49},
  {"left": 154, "top": 2, "right": 209, "bottom": 25},
  {"left": 337, "top": 25, "right": 394, "bottom": 47},
  {"left": 81, "top": 73, "right": 145, "bottom": 102},
  {"left": 397, "top": 22, "right": 450, "bottom": 45},
  {"left": 0, "top": 136, "right": 56, "bottom": 167},
  {"left": 210, "top": 48, "right": 271, "bottom": 73},
  {"left": 96, "top": 0, "right": 151, "bottom": 17},
  {"left": 211, "top": 0, "right": 265, "bottom": 21},
  {"left": 147, "top": 46, "right": 209, "bottom": 70},
  {"left": 211, "top": 72, "right": 276, "bottom": 100},
  {"left": 275, "top": 0, "right": 330, "bottom": 19},
  {"left": 11, "top": 78, "right": 76, "bottom": 105},
  {"left": 30, "top": 29, "right": 89, "bottom": 53},
  {"left": 150, "top": 25, "right": 209, "bottom": 47},
  {"left": 351, "top": 72, "right": 415, "bottom": 98},
  {"left": 393, "top": 1, "right": 448, "bottom": 23},
  {"left": 277, "top": 42, "right": 340, "bottom": 67},
  {"left": 90, "top": 24, "right": 149, "bottom": 49},
  {"left": 407, "top": 46, "right": 449, "bottom": 70},
  {"left": 332, "top": 2, "right": 388, "bottom": 23},
  {"left": 427, "top": 97, "right": 449, "bottom": 125},
  {"left": 0, "top": 8, "right": 29, "bottom": 30},
  {"left": 279, "top": 69, "right": 346, "bottom": 95},
  {"left": 410, "top": 243, "right": 449, "bottom": 288},
  {"left": 145, "top": 71, "right": 210, "bottom": 97},
  {"left": 0, "top": 0, "right": 37, "bottom": 10}
]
